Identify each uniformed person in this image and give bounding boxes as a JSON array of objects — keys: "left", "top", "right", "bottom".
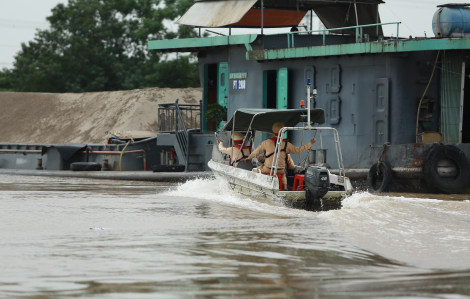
[
  {"left": 216, "top": 132, "right": 251, "bottom": 167},
  {"left": 256, "top": 153, "right": 295, "bottom": 171},
  {"left": 244, "top": 122, "right": 315, "bottom": 191}
]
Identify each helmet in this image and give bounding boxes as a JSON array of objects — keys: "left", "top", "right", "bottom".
[
  {"left": 272, "top": 122, "right": 285, "bottom": 134},
  {"left": 232, "top": 132, "right": 244, "bottom": 143}
]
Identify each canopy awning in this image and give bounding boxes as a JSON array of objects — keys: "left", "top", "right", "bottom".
[
  {"left": 231, "top": 8, "right": 307, "bottom": 28},
  {"left": 220, "top": 108, "right": 325, "bottom": 133},
  {"left": 176, "top": 0, "right": 258, "bottom": 27},
  {"left": 176, "top": 0, "right": 384, "bottom": 35}
]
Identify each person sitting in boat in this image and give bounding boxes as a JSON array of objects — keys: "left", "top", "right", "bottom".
[
  {"left": 216, "top": 132, "right": 251, "bottom": 167},
  {"left": 256, "top": 153, "right": 295, "bottom": 171},
  {"left": 244, "top": 122, "right": 315, "bottom": 191}
]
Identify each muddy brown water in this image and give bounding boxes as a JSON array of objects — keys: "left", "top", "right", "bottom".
[{"left": 1, "top": 174, "right": 469, "bottom": 298}]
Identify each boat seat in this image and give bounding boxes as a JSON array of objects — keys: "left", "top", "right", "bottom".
[
  {"left": 293, "top": 174, "right": 305, "bottom": 191},
  {"left": 236, "top": 161, "right": 254, "bottom": 171}
]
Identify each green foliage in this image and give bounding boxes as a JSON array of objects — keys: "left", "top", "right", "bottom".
[
  {"left": 7, "top": 0, "right": 199, "bottom": 93},
  {"left": 0, "top": 69, "right": 13, "bottom": 91},
  {"left": 143, "top": 55, "right": 200, "bottom": 88},
  {"left": 204, "top": 103, "right": 227, "bottom": 124}
]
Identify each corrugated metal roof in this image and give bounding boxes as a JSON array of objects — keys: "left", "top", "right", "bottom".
[
  {"left": 251, "top": 0, "right": 384, "bottom": 10},
  {"left": 231, "top": 8, "right": 307, "bottom": 28},
  {"left": 176, "top": 0, "right": 258, "bottom": 27},
  {"left": 177, "top": 0, "right": 384, "bottom": 35}
]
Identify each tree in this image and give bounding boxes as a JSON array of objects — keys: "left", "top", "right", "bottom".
[
  {"left": 8, "top": 0, "right": 199, "bottom": 93},
  {"left": 0, "top": 69, "right": 13, "bottom": 91}
]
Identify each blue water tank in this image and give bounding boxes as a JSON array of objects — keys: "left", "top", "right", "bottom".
[{"left": 432, "top": 4, "right": 470, "bottom": 37}]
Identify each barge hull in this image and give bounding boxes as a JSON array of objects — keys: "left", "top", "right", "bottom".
[{"left": 0, "top": 169, "right": 212, "bottom": 182}]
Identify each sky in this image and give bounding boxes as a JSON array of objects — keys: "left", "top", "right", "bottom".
[{"left": 0, "top": 0, "right": 469, "bottom": 69}]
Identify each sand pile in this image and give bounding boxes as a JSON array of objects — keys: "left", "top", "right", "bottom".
[{"left": 0, "top": 87, "right": 202, "bottom": 144}]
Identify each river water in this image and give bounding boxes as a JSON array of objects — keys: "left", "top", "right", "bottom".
[{"left": 1, "top": 174, "right": 470, "bottom": 298}]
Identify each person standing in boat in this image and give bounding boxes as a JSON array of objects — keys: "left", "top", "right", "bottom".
[
  {"left": 244, "top": 122, "right": 315, "bottom": 191},
  {"left": 216, "top": 132, "right": 251, "bottom": 167}
]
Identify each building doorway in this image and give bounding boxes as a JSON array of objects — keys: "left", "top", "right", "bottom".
[
  {"left": 263, "top": 70, "right": 277, "bottom": 109},
  {"left": 203, "top": 63, "right": 218, "bottom": 131}
]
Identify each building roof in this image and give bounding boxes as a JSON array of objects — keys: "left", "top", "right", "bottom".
[{"left": 176, "top": 0, "right": 384, "bottom": 35}]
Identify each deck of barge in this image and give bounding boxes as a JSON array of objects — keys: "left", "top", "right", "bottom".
[{"left": 0, "top": 169, "right": 213, "bottom": 182}]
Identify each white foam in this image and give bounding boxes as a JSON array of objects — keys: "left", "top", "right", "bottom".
[
  {"left": 163, "top": 177, "right": 314, "bottom": 218},
  {"left": 319, "top": 192, "right": 470, "bottom": 269}
]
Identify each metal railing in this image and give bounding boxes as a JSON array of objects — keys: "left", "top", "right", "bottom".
[
  {"left": 271, "top": 127, "right": 346, "bottom": 189},
  {"left": 268, "top": 22, "right": 401, "bottom": 48},
  {"left": 158, "top": 100, "right": 203, "bottom": 133},
  {"left": 158, "top": 99, "right": 203, "bottom": 171}
]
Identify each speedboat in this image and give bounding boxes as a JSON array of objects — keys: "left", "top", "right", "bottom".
[{"left": 208, "top": 108, "right": 353, "bottom": 211}]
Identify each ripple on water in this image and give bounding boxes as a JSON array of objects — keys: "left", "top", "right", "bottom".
[
  {"left": 1, "top": 175, "right": 470, "bottom": 298},
  {"left": 320, "top": 192, "right": 470, "bottom": 269}
]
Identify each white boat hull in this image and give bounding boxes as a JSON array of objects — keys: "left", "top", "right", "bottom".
[{"left": 208, "top": 160, "right": 353, "bottom": 207}]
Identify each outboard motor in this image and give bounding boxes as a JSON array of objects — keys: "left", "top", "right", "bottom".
[{"left": 304, "top": 166, "right": 330, "bottom": 208}]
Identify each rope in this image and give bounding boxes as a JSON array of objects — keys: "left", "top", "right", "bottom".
[
  {"left": 426, "top": 62, "right": 470, "bottom": 78},
  {"left": 304, "top": 129, "right": 318, "bottom": 166},
  {"left": 103, "top": 131, "right": 135, "bottom": 172},
  {"left": 416, "top": 50, "right": 440, "bottom": 136},
  {"left": 376, "top": 142, "right": 390, "bottom": 176},
  {"left": 300, "top": 129, "right": 319, "bottom": 166},
  {"left": 119, "top": 141, "right": 131, "bottom": 172},
  {"left": 436, "top": 8, "right": 444, "bottom": 37}
]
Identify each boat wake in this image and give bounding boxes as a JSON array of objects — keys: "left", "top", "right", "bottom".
[
  {"left": 164, "top": 178, "right": 470, "bottom": 269},
  {"left": 319, "top": 192, "right": 470, "bottom": 269},
  {"left": 163, "top": 177, "right": 315, "bottom": 218}
]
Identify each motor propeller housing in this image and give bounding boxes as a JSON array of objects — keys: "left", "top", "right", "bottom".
[{"left": 304, "top": 166, "right": 330, "bottom": 203}]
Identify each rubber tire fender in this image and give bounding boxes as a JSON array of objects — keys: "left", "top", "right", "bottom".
[
  {"left": 70, "top": 162, "right": 102, "bottom": 171},
  {"left": 422, "top": 145, "right": 470, "bottom": 194},
  {"left": 366, "top": 160, "right": 393, "bottom": 193}
]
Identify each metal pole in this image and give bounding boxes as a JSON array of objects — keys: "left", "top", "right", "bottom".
[
  {"left": 354, "top": 0, "right": 359, "bottom": 27},
  {"left": 460, "top": 62, "right": 466, "bottom": 143},
  {"left": 307, "top": 79, "right": 311, "bottom": 128},
  {"left": 199, "top": 27, "right": 201, "bottom": 37},
  {"left": 376, "top": 4, "right": 379, "bottom": 36},
  {"left": 199, "top": 100, "right": 203, "bottom": 132},
  {"left": 232, "top": 112, "right": 265, "bottom": 165},
  {"left": 261, "top": 0, "right": 264, "bottom": 35},
  {"left": 310, "top": 9, "right": 313, "bottom": 32},
  {"left": 230, "top": 112, "right": 236, "bottom": 163},
  {"left": 229, "top": 25, "right": 231, "bottom": 35}
]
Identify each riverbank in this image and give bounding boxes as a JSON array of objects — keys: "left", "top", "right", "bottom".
[{"left": 0, "top": 87, "right": 202, "bottom": 144}]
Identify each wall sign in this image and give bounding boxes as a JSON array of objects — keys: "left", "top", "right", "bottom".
[
  {"left": 229, "top": 72, "right": 247, "bottom": 79},
  {"left": 233, "top": 80, "right": 246, "bottom": 90}
]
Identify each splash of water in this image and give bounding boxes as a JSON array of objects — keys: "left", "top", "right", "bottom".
[
  {"left": 163, "top": 177, "right": 315, "bottom": 218},
  {"left": 320, "top": 192, "right": 470, "bottom": 269}
]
